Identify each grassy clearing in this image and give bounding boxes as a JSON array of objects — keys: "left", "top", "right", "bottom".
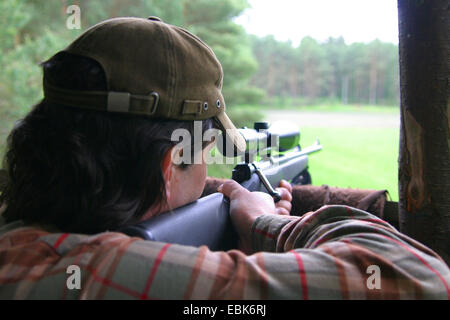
[{"left": 299, "top": 126, "right": 399, "bottom": 200}]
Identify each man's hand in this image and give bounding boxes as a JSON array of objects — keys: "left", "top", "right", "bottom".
[
  {"left": 275, "top": 179, "right": 293, "bottom": 215},
  {"left": 218, "top": 179, "right": 292, "bottom": 254}
]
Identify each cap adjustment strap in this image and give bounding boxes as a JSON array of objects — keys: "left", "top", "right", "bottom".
[
  {"left": 182, "top": 100, "right": 203, "bottom": 115},
  {"left": 44, "top": 81, "right": 159, "bottom": 116},
  {"left": 107, "top": 91, "right": 159, "bottom": 115},
  {"left": 107, "top": 92, "right": 130, "bottom": 113}
]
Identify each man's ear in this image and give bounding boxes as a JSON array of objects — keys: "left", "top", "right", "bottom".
[
  {"left": 161, "top": 147, "right": 174, "bottom": 200},
  {"left": 162, "top": 147, "right": 183, "bottom": 201}
]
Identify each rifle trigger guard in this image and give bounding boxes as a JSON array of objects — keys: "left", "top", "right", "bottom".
[{"left": 252, "top": 164, "right": 282, "bottom": 203}]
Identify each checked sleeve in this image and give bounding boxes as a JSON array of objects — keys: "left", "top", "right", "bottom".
[{"left": 249, "top": 205, "right": 450, "bottom": 299}]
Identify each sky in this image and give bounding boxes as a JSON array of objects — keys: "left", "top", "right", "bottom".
[{"left": 234, "top": 0, "right": 399, "bottom": 46}]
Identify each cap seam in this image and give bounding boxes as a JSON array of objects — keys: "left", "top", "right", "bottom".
[
  {"left": 159, "top": 22, "right": 175, "bottom": 117},
  {"left": 166, "top": 24, "right": 178, "bottom": 117}
]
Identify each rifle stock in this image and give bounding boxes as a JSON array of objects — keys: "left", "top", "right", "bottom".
[{"left": 120, "top": 193, "right": 237, "bottom": 251}]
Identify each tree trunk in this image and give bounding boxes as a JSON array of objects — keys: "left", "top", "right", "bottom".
[
  {"left": 397, "top": 0, "right": 449, "bottom": 265},
  {"left": 369, "top": 55, "right": 378, "bottom": 105},
  {"left": 341, "top": 75, "right": 349, "bottom": 105}
]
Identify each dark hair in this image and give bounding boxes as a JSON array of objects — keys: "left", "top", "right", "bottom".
[{"left": 0, "top": 52, "right": 214, "bottom": 234}]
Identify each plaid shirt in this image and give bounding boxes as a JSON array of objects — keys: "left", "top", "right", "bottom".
[{"left": 0, "top": 205, "right": 449, "bottom": 299}]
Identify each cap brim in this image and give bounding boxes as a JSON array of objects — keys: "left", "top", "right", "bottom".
[{"left": 215, "top": 111, "right": 246, "bottom": 154}]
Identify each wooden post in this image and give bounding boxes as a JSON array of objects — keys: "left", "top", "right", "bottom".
[{"left": 397, "top": 0, "right": 449, "bottom": 264}]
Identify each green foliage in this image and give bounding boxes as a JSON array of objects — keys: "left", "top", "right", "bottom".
[{"left": 0, "top": 0, "right": 30, "bottom": 53}]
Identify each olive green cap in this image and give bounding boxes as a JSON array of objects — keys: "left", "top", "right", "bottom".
[{"left": 43, "top": 16, "right": 246, "bottom": 153}]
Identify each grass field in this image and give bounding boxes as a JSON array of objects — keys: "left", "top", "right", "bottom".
[
  {"left": 209, "top": 105, "right": 400, "bottom": 201},
  {"left": 298, "top": 126, "right": 399, "bottom": 200}
]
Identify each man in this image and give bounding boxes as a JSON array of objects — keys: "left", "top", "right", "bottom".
[{"left": 0, "top": 17, "right": 448, "bottom": 299}]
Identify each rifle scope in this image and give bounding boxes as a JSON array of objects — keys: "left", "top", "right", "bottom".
[{"left": 217, "top": 121, "right": 301, "bottom": 158}]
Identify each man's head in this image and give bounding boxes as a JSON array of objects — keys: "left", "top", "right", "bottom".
[{"left": 0, "top": 17, "right": 244, "bottom": 234}]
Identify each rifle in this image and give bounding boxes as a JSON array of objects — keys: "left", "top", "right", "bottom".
[{"left": 118, "top": 122, "right": 322, "bottom": 251}]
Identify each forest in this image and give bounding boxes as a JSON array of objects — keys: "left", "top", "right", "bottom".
[{"left": 250, "top": 35, "right": 399, "bottom": 107}]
